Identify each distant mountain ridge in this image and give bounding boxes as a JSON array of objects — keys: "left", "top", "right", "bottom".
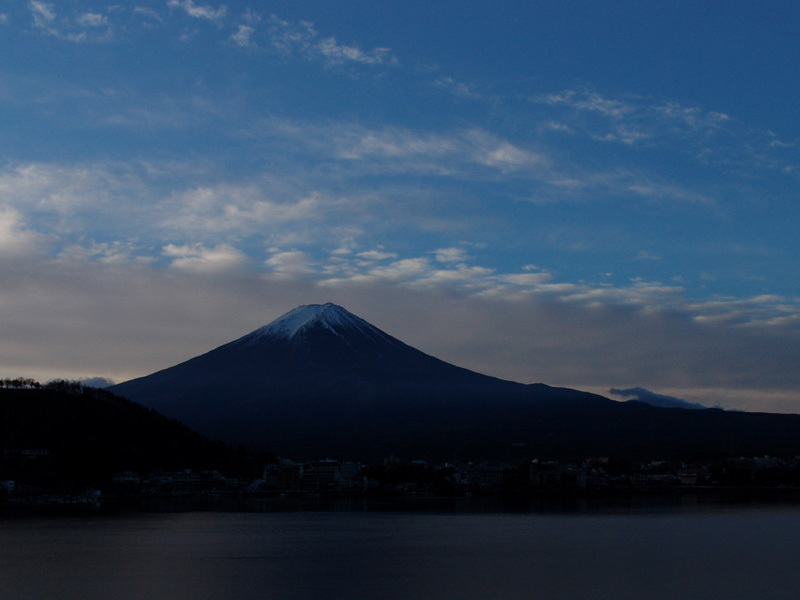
[{"left": 111, "top": 303, "right": 800, "bottom": 460}]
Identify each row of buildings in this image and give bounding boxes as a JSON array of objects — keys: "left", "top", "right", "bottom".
[
  {"left": 102, "top": 453, "right": 800, "bottom": 497},
  {"left": 5, "top": 452, "right": 800, "bottom": 509}
]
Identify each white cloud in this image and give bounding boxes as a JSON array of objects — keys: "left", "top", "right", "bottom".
[
  {"left": 334, "top": 128, "right": 456, "bottom": 162},
  {"left": 267, "top": 15, "right": 315, "bottom": 54},
  {"left": 686, "top": 295, "right": 800, "bottom": 329},
  {"left": 77, "top": 13, "right": 108, "bottom": 28},
  {"left": 248, "top": 114, "right": 731, "bottom": 208},
  {"left": 416, "top": 264, "right": 495, "bottom": 288},
  {"left": 316, "top": 37, "right": 392, "bottom": 66},
  {"left": 528, "top": 86, "right": 796, "bottom": 179},
  {"left": 265, "top": 250, "right": 315, "bottom": 277},
  {"left": 593, "top": 126, "right": 650, "bottom": 145},
  {"left": 434, "top": 77, "right": 479, "bottom": 99},
  {"left": 541, "top": 121, "right": 574, "bottom": 134},
  {"left": 435, "top": 247, "right": 468, "bottom": 263},
  {"left": 266, "top": 15, "right": 395, "bottom": 68},
  {"left": 167, "top": 0, "right": 227, "bottom": 21},
  {"left": 531, "top": 88, "right": 732, "bottom": 151},
  {"left": 656, "top": 102, "right": 730, "bottom": 131},
  {"left": 0, "top": 206, "right": 45, "bottom": 256},
  {"left": 324, "top": 123, "right": 546, "bottom": 177},
  {"left": 500, "top": 271, "right": 553, "bottom": 286},
  {"left": 367, "top": 257, "right": 431, "bottom": 281},
  {"left": 30, "top": 1, "right": 55, "bottom": 26},
  {"left": 357, "top": 249, "right": 398, "bottom": 261},
  {"left": 0, "top": 163, "right": 114, "bottom": 214},
  {"left": 161, "top": 185, "right": 321, "bottom": 234},
  {"left": 473, "top": 137, "right": 545, "bottom": 172},
  {"left": 163, "top": 243, "right": 245, "bottom": 272},
  {"left": 625, "top": 180, "right": 715, "bottom": 206},
  {"left": 0, "top": 163, "right": 168, "bottom": 247},
  {"left": 28, "top": 1, "right": 113, "bottom": 42},
  {"left": 634, "top": 250, "right": 661, "bottom": 262},
  {"left": 534, "top": 89, "right": 633, "bottom": 118},
  {"left": 251, "top": 106, "right": 786, "bottom": 215},
  {"left": 133, "top": 6, "right": 163, "bottom": 23},
  {"left": 58, "top": 241, "right": 146, "bottom": 267},
  {"left": 309, "top": 245, "right": 791, "bottom": 347},
  {"left": 230, "top": 24, "right": 254, "bottom": 47}
]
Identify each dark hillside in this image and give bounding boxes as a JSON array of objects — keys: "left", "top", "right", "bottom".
[{"left": 0, "top": 385, "right": 252, "bottom": 490}]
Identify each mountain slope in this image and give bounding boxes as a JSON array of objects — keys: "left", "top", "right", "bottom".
[
  {"left": 0, "top": 384, "right": 248, "bottom": 490},
  {"left": 111, "top": 303, "right": 800, "bottom": 460},
  {"left": 111, "top": 303, "right": 610, "bottom": 455}
]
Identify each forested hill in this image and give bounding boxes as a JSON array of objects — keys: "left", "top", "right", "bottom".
[{"left": 0, "top": 382, "right": 257, "bottom": 491}]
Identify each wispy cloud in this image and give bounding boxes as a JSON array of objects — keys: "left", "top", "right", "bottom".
[
  {"left": 433, "top": 77, "right": 480, "bottom": 99},
  {"left": 167, "top": 0, "right": 227, "bottom": 22},
  {"left": 266, "top": 15, "right": 396, "bottom": 68},
  {"left": 29, "top": 1, "right": 113, "bottom": 42},
  {"left": 284, "top": 242, "right": 800, "bottom": 340},
  {"left": 250, "top": 116, "right": 730, "bottom": 209},
  {"left": 133, "top": 6, "right": 163, "bottom": 23},
  {"left": 286, "top": 120, "right": 548, "bottom": 177},
  {"left": 230, "top": 24, "right": 254, "bottom": 47},
  {"left": 535, "top": 89, "right": 634, "bottom": 118},
  {"left": 687, "top": 295, "right": 800, "bottom": 328},
  {"left": 625, "top": 179, "right": 716, "bottom": 206},
  {"left": 435, "top": 247, "right": 469, "bottom": 263},
  {"left": 57, "top": 239, "right": 144, "bottom": 266},
  {"left": 265, "top": 250, "right": 316, "bottom": 277},
  {"left": 77, "top": 12, "right": 109, "bottom": 28},
  {"left": 0, "top": 163, "right": 118, "bottom": 214},
  {"left": 531, "top": 87, "right": 798, "bottom": 179},
  {"left": 29, "top": 1, "right": 55, "bottom": 28},
  {"left": 316, "top": 36, "right": 393, "bottom": 66},
  {"left": 634, "top": 250, "right": 661, "bottom": 262},
  {"left": 0, "top": 206, "right": 45, "bottom": 256},
  {"left": 357, "top": 249, "right": 398, "bottom": 261},
  {"left": 160, "top": 185, "right": 322, "bottom": 235},
  {"left": 163, "top": 242, "right": 245, "bottom": 272},
  {"left": 655, "top": 101, "right": 730, "bottom": 132}
]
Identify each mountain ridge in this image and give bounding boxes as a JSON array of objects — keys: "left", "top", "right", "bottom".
[{"left": 110, "top": 304, "right": 800, "bottom": 461}]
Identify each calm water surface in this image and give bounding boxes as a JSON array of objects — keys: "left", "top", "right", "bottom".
[{"left": 2, "top": 506, "right": 800, "bottom": 600}]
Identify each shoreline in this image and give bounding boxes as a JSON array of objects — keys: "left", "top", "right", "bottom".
[{"left": 5, "top": 485, "right": 800, "bottom": 517}]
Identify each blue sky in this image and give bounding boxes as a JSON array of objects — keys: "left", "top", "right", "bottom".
[{"left": 1, "top": 1, "right": 799, "bottom": 412}]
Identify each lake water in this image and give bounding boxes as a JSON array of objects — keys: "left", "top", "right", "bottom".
[{"left": 3, "top": 505, "right": 800, "bottom": 600}]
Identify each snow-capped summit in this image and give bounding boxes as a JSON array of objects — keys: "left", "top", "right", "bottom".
[
  {"left": 108, "top": 303, "right": 800, "bottom": 461},
  {"left": 241, "top": 303, "right": 376, "bottom": 343},
  {"left": 110, "top": 303, "right": 614, "bottom": 459}
]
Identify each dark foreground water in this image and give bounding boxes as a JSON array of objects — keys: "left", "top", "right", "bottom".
[{"left": 3, "top": 506, "right": 800, "bottom": 600}]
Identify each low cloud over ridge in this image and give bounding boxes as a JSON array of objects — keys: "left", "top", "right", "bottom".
[{"left": 610, "top": 387, "right": 707, "bottom": 410}]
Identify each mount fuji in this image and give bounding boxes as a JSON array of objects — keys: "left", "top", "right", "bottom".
[{"left": 110, "top": 303, "right": 800, "bottom": 460}]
